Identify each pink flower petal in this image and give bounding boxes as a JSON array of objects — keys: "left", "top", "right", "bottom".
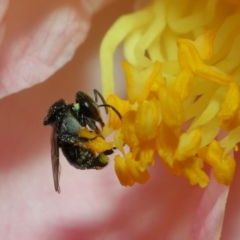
[
  {"left": 221, "top": 149, "right": 240, "bottom": 240},
  {"left": 0, "top": 0, "right": 8, "bottom": 23},
  {"left": 0, "top": 0, "right": 112, "bottom": 98},
  {"left": 190, "top": 173, "right": 229, "bottom": 239}
]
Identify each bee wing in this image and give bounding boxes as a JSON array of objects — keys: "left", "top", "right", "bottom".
[{"left": 51, "top": 126, "right": 61, "bottom": 193}]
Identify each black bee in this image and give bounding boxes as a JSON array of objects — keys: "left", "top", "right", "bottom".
[{"left": 43, "top": 89, "right": 121, "bottom": 193}]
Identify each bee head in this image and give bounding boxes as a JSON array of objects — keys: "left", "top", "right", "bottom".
[{"left": 75, "top": 91, "right": 103, "bottom": 125}]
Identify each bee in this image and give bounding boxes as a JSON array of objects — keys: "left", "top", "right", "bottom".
[{"left": 43, "top": 89, "right": 121, "bottom": 193}]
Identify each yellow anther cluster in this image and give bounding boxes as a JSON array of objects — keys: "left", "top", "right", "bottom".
[{"left": 100, "top": 0, "right": 240, "bottom": 187}]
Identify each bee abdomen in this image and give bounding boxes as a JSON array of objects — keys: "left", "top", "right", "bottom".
[{"left": 60, "top": 142, "right": 108, "bottom": 170}]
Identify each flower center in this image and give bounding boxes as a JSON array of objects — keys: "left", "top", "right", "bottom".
[{"left": 99, "top": 0, "right": 240, "bottom": 187}]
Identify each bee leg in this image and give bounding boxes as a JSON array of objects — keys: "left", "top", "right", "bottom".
[
  {"left": 103, "top": 149, "right": 114, "bottom": 155},
  {"left": 84, "top": 117, "right": 104, "bottom": 137}
]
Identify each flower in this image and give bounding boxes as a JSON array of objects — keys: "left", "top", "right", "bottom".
[
  {"left": 100, "top": 0, "right": 240, "bottom": 189},
  {"left": 1, "top": 1, "right": 240, "bottom": 240}
]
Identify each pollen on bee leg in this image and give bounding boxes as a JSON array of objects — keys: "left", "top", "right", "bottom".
[
  {"left": 84, "top": 137, "right": 113, "bottom": 154},
  {"left": 79, "top": 128, "right": 113, "bottom": 153},
  {"left": 99, "top": 154, "right": 109, "bottom": 164},
  {"left": 78, "top": 128, "right": 96, "bottom": 138}
]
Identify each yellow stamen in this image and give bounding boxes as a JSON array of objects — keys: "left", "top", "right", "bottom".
[
  {"left": 177, "top": 39, "right": 233, "bottom": 85},
  {"left": 106, "top": 94, "right": 131, "bottom": 130},
  {"left": 114, "top": 153, "right": 150, "bottom": 186},
  {"left": 136, "top": 144, "right": 155, "bottom": 171},
  {"left": 114, "top": 155, "right": 135, "bottom": 187},
  {"left": 178, "top": 157, "right": 209, "bottom": 188},
  {"left": 158, "top": 87, "right": 185, "bottom": 128},
  {"left": 99, "top": 0, "right": 240, "bottom": 187},
  {"left": 174, "top": 69, "right": 194, "bottom": 101},
  {"left": 156, "top": 122, "right": 179, "bottom": 167},
  {"left": 122, "top": 60, "right": 161, "bottom": 104},
  {"left": 198, "top": 140, "right": 236, "bottom": 185},
  {"left": 125, "top": 153, "right": 150, "bottom": 184},
  {"left": 187, "top": 30, "right": 216, "bottom": 60},
  {"left": 121, "top": 110, "right": 139, "bottom": 148},
  {"left": 100, "top": 4, "right": 154, "bottom": 97},
  {"left": 135, "top": 100, "right": 160, "bottom": 141},
  {"left": 219, "top": 82, "right": 240, "bottom": 131},
  {"left": 174, "top": 128, "right": 202, "bottom": 161}
]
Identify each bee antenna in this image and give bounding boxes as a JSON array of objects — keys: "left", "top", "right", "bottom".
[
  {"left": 93, "top": 89, "right": 108, "bottom": 114},
  {"left": 98, "top": 104, "right": 122, "bottom": 120}
]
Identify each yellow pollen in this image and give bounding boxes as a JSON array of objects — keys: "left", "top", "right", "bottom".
[
  {"left": 174, "top": 128, "right": 202, "bottom": 161},
  {"left": 135, "top": 100, "right": 160, "bottom": 141},
  {"left": 158, "top": 87, "right": 185, "bottom": 128},
  {"left": 174, "top": 69, "right": 194, "bottom": 101},
  {"left": 79, "top": 128, "right": 113, "bottom": 153},
  {"left": 198, "top": 140, "right": 236, "bottom": 185},
  {"left": 219, "top": 82, "right": 240, "bottom": 131},
  {"left": 114, "top": 153, "right": 150, "bottom": 187},
  {"left": 121, "top": 110, "right": 139, "bottom": 148}
]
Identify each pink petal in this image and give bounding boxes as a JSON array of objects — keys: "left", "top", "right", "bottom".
[
  {"left": 190, "top": 173, "right": 229, "bottom": 239},
  {"left": 0, "top": 0, "right": 8, "bottom": 23},
  {"left": 0, "top": 0, "right": 112, "bottom": 98},
  {"left": 221, "top": 149, "right": 240, "bottom": 240}
]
